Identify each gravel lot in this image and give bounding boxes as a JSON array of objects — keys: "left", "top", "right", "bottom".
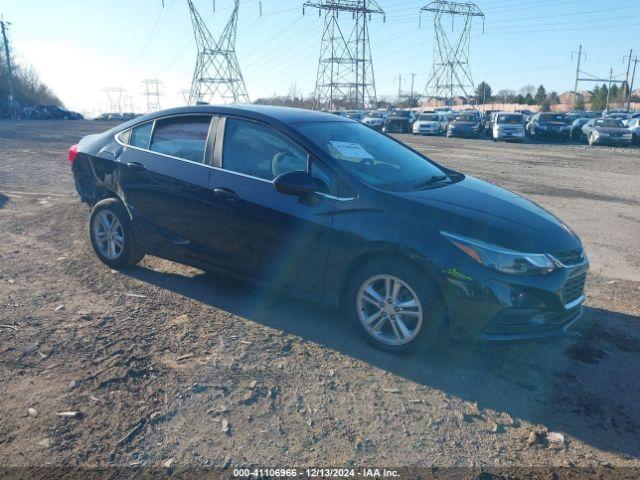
[{"left": 0, "top": 120, "right": 639, "bottom": 475}]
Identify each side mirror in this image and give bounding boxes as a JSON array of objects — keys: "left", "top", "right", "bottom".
[{"left": 274, "top": 171, "right": 317, "bottom": 197}]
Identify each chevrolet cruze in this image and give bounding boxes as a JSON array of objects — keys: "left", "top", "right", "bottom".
[{"left": 70, "top": 105, "right": 589, "bottom": 353}]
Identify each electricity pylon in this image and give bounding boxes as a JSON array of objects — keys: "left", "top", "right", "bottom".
[
  {"left": 141, "top": 79, "right": 163, "bottom": 113},
  {"left": 420, "top": 1, "right": 484, "bottom": 106},
  {"left": 103, "top": 87, "right": 127, "bottom": 113},
  {"left": 187, "top": 0, "right": 250, "bottom": 105},
  {"left": 304, "top": 0, "right": 385, "bottom": 111}
]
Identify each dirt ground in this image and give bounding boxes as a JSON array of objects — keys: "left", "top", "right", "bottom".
[{"left": 0, "top": 120, "right": 639, "bottom": 475}]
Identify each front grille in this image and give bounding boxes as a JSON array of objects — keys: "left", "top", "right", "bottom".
[
  {"left": 554, "top": 249, "right": 584, "bottom": 266},
  {"left": 561, "top": 273, "right": 586, "bottom": 305}
]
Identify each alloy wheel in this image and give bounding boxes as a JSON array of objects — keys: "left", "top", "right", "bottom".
[
  {"left": 92, "top": 210, "right": 125, "bottom": 260},
  {"left": 357, "top": 274, "right": 424, "bottom": 346}
]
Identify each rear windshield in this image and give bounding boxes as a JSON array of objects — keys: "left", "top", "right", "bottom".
[
  {"left": 366, "top": 112, "right": 383, "bottom": 118},
  {"left": 389, "top": 111, "right": 411, "bottom": 118},
  {"left": 419, "top": 114, "right": 439, "bottom": 121},
  {"left": 496, "top": 114, "right": 522, "bottom": 124}
]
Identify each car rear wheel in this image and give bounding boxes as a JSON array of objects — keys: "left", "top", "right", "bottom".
[
  {"left": 346, "top": 258, "right": 444, "bottom": 353},
  {"left": 89, "top": 198, "right": 144, "bottom": 269}
]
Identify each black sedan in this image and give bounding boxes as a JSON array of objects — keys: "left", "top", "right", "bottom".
[
  {"left": 446, "top": 113, "right": 481, "bottom": 138},
  {"left": 581, "top": 118, "right": 633, "bottom": 146},
  {"left": 70, "top": 105, "right": 588, "bottom": 352},
  {"left": 527, "top": 113, "right": 570, "bottom": 141}
]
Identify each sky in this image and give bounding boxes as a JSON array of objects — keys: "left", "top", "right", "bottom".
[{"left": 2, "top": 0, "right": 639, "bottom": 116}]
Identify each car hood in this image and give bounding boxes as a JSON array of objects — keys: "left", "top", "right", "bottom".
[
  {"left": 386, "top": 176, "right": 580, "bottom": 253},
  {"left": 595, "top": 126, "right": 630, "bottom": 134}
]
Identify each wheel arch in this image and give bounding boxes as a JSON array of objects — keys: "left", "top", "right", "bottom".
[{"left": 338, "top": 249, "right": 449, "bottom": 323}]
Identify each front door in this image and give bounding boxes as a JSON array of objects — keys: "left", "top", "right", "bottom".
[{"left": 205, "top": 117, "right": 336, "bottom": 298}]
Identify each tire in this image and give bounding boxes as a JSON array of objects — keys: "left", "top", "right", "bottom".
[
  {"left": 89, "top": 198, "right": 144, "bottom": 269},
  {"left": 346, "top": 257, "right": 445, "bottom": 354}
]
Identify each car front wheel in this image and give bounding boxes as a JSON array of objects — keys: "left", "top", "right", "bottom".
[
  {"left": 89, "top": 198, "right": 144, "bottom": 269},
  {"left": 346, "top": 259, "right": 443, "bottom": 353}
]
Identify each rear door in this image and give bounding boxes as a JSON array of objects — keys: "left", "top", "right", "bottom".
[
  {"left": 204, "top": 116, "right": 337, "bottom": 298},
  {"left": 116, "top": 114, "right": 218, "bottom": 260}
]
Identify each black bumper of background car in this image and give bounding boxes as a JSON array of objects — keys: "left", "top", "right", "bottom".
[{"left": 440, "top": 258, "right": 588, "bottom": 341}]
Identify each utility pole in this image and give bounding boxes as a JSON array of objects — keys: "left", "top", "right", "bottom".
[
  {"left": 627, "top": 57, "right": 638, "bottom": 112},
  {"left": 409, "top": 72, "right": 417, "bottom": 107},
  {"left": 1, "top": 16, "right": 17, "bottom": 118},
  {"left": 397, "top": 74, "right": 403, "bottom": 105},
  {"left": 623, "top": 50, "right": 636, "bottom": 112},
  {"left": 571, "top": 45, "right": 586, "bottom": 110},
  {"left": 605, "top": 68, "right": 613, "bottom": 111},
  {"left": 304, "top": 0, "right": 385, "bottom": 111}
]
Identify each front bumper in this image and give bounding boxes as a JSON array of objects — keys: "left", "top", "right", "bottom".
[
  {"left": 533, "top": 128, "right": 569, "bottom": 139},
  {"left": 364, "top": 122, "right": 384, "bottom": 131},
  {"left": 592, "top": 136, "right": 632, "bottom": 146},
  {"left": 496, "top": 130, "right": 525, "bottom": 140},
  {"left": 441, "top": 259, "right": 589, "bottom": 340},
  {"left": 384, "top": 123, "right": 410, "bottom": 133},
  {"left": 447, "top": 129, "right": 480, "bottom": 138}
]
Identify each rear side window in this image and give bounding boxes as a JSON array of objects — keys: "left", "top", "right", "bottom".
[
  {"left": 150, "top": 116, "right": 212, "bottom": 163},
  {"left": 130, "top": 123, "right": 153, "bottom": 149},
  {"left": 222, "top": 118, "right": 308, "bottom": 181}
]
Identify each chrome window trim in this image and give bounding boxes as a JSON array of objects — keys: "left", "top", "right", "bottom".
[{"left": 113, "top": 113, "right": 357, "bottom": 200}]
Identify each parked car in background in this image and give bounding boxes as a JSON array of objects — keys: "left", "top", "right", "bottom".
[
  {"left": 527, "top": 113, "right": 570, "bottom": 141},
  {"left": 362, "top": 111, "right": 385, "bottom": 131},
  {"left": 69, "top": 105, "right": 589, "bottom": 352},
  {"left": 492, "top": 112, "right": 525, "bottom": 142},
  {"left": 581, "top": 118, "right": 633, "bottom": 146},
  {"left": 346, "top": 110, "right": 364, "bottom": 121},
  {"left": 569, "top": 118, "right": 591, "bottom": 140},
  {"left": 603, "top": 111, "right": 631, "bottom": 121},
  {"left": 626, "top": 118, "right": 640, "bottom": 143},
  {"left": 383, "top": 110, "right": 413, "bottom": 134},
  {"left": 412, "top": 113, "right": 446, "bottom": 135},
  {"left": 447, "top": 112, "right": 481, "bottom": 138}
]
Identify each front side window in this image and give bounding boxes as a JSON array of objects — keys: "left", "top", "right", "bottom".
[
  {"left": 297, "top": 122, "right": 448, "bottom": 191},
  {"left": 130, "top": 122, "right": 153, "bottom": 149},
  {"left": 150, "top": 115, "right": 211, "bottom": 163},
  {"left": 222, "top": 118, "right": 308, "bottom": 181}
]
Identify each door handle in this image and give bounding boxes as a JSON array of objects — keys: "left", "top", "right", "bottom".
[
  {"left": 126, "top": 162, "right": 146, "bottom": 172},
  {"left": 213, "top": 187, "right": 239, "bottom": 201}
]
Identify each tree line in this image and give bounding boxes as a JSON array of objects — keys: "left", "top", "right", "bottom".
[
  {"left": 475, "top": 81, "right": 637, "bottom": 111},
  {"left": 0, "top": 44, "right": 61, "bottom": 115}
]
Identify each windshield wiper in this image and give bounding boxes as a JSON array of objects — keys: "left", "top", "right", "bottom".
[{"left": 413, "top": 174, "right": 450, "bottom": 190}]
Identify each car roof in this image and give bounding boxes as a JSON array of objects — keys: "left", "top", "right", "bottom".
[{"left": 129, "top": 105, "right": 354, "bottom": 127}]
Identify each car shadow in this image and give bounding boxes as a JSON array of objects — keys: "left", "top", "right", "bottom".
[
  {"left": 125, "top": 265, "right": 640, "bottom": 458},
  {"left": 0, "top": 193, "right": 8, "bottom": 209}
]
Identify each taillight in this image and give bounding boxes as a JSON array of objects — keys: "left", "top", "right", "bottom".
[{"left": 68, "top": 144, "right": 79, "bottom": 164}]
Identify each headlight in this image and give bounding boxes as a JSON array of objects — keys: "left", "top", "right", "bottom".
[
  {"left": 622, "top": 133, "right": 632, "bottom": 139},
  {"left": 441, "top": 231, "right": 557, "bottom": 275}
]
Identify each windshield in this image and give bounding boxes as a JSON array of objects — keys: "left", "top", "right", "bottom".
[
  {"left": 496, "top": 114, "right": 522, "bottom": 124},
  {"left": 419, "top": 114, "right": 439, "bottom": 121},
  {"left": 453, "top": 115, "right": 477, "bottom": 122},
  {"left": 595, "top": 119, "right": 624, "bottom": 128},
  {"left": 389, "top": 111, "right": 410, "bottom": 118},
  {"left": 539, "top": 114, "right": 565, "bottom": 123},
  {"left": 366, "top": 112, "right": 383, "bottom": 118},
  {"left": 296, "top": 122, "right": 448, "bottom": 191}
]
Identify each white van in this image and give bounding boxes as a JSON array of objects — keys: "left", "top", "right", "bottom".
[{"left": 492, "top": 112, "right": 525, "bottom": 141}]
